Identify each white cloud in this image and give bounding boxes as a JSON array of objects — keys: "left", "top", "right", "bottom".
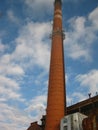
[
  {"left": 65, "top": 7, "right": 98, "bottom": 61},
  {"left": 0, "top": 74, "right": 30, "bottom": 129},
  {"left": 67, "top": 96, "right": 73, "bottom": 106},
  {"left": 0, "top": 75, "right": 22, "bottom": 100},
  {"left": 0, "top": 75, "right": 19, "bottom": 90},
  {"left": 0, "top": 54, "right": 24, "bottom": 101},
  {"left": 72, "top": 92, "right": 87, "bottom": 102},
  {"left": 12, "top": 21, "right": 51, "bottom": 70},
  {"left": 26, "top": 95, "right": 47, "bottom": 123},
  {"left": 0, "top": 40, "right": 26, "bottom": 129},
  {"left": 76, "top": 69, "right": 98, "bottom": 95},
  {"left": 0, "top": 102, "right": 31, "bottom": 130},
  {"left": 0, "top": 42, "right": 6, "bottom": 52},
  {"left": 24, "top": 0, "right": 53, "bottom": 16},
  {"left": 26, "top": 95, "right": 47, "bottom": 112},
  {"left": 0, "top": 20, "right": 51, "bottom": 108},
  {"left": 0, "top": 58, "right": 24, "bottom": 76},
  {"left": 0, "top": 20, "right": 51, "bottom": 129},
  {"left": 67, "top": 91, "right": 87, "bottom": 106},
  {"left": 7, "top": 10, "right": 19, "bottom": 24},
  {"left": 89, "top": 7, "right": 98, "bottom": 29},
  {"left": 0, "top": 40, "right": 8, "bottom": 54}
]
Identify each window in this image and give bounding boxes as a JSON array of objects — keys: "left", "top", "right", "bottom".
[
  {"left": 63, "top": 118, "right": 67, "bottom": 123},
  {"left": 64, "top": 126, "right": 67, "bottom": 130}
]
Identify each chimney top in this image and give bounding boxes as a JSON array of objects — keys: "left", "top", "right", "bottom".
[{"left": 54, "top": 0, "right": 62, "bottom": 5}]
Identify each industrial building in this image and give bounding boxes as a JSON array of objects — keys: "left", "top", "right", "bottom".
[{"left": 27, "top": 95, "right": 98, "bottom": 130}]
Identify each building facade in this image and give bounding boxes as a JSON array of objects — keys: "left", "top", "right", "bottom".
[{"left": 27, "top": 95, "right": 98, "bottom": 130}]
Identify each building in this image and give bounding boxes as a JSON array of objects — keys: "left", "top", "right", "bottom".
[
  {"left": 27, "top": 95, "right": 98, "bottom": 130},
  {"left": 27, "top": 122, "right": 42, "bottom": 130},
  {"left": 67, "top": 95, "right": 98, "bottom": 116}
]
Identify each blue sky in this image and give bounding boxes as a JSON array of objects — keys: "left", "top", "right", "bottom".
[{"left": 0, "top": 0, "right": 98, "bottom": 129}]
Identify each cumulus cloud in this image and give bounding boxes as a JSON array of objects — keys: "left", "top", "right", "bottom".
[
  {"left": 73, "top": 92, "right": 87, "bottom": 102},
  {"left": 0, "top": 102, "right": 31, "bottom": 130},
  {"left": 0, "top": 51, "right": 24, "bottom": 101},
  {"left": 0, "top": 42, "right": 6, "bottom": 52},
  {"left": 0, "top": 20, "right": 51, "bottom": 129},
  {"left": 24, "top": 0, "right": 53, "bottom": 17},
  {"left": 76, "top": 69, "right": 98, "bottom": 95},
  {"left": 67, "top": 91, "right": 87, "bottom": 106},
  {"left": 7, "top": 10, "right": 19, "bottom": 24},
  {"left": 65, "top": 7, "right": 98, "bottom": 61},
  {"left": 13, "top": 21, "right": 51, "bottom": 70},
  {"left": 26, "top": 95, "right": 47, "bottom": 123},
  {"left": 0, "top": 40, "right": 8, "bottom": 55},
  {"left": 0, "top": 56, "right": 24, "bottom": 76},
  {"left": 89, "top": 7, "right": 98, "bottom": 29},
  {"left": 0, "top": 20, "right": 50, "bottom": 103},
  {"left": 67, "top": 95, "right": 73, "bottom": 106},
  {"left": 0, "top": 75, "right": 23, "bottom": 100}
]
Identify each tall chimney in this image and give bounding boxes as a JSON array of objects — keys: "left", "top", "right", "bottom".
[{"left": 45, "top": 0, "right": 66, "bottom": 130}]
